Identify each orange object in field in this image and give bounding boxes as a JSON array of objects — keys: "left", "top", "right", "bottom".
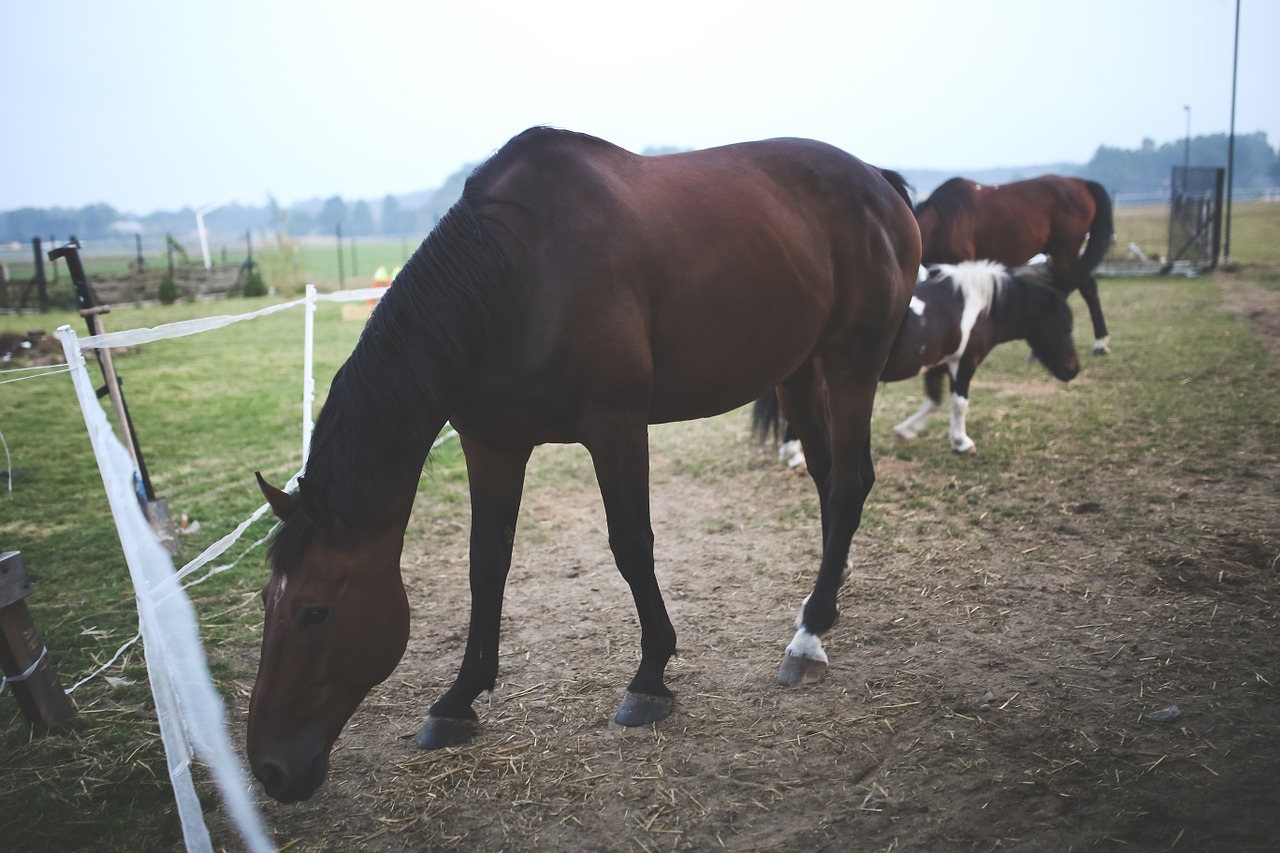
[{"left": 367, "top": 265, "right": 392, "bottom": 306}]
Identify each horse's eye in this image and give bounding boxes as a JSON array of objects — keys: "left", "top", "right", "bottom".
[{"left": 299, "top": 606, "right": 331, "bottom": 629}]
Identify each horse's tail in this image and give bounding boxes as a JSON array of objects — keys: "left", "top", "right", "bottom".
[
  {"left": 1067, "top": 180, "right": 1113, "bottom": 288},
  {"left": 878, "top": 168, "right": 914, "bottom": 210},
  {"left": 751, "top": 389, "right": 784, "bottom": 443}
]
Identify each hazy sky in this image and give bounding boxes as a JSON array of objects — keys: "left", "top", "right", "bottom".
[{"left": 3, "top": 0, "right": 1276, "bottom": 215}]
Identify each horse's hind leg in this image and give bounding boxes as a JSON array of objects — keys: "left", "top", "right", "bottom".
[
  {"left": 582, "top": 411, "right": 678, "bottom": 727},
  {"left": 1078, "top": 274, "right": 1110, "bottom": 354},
  {"left": 778, "top": 359, "right": 881, "bottom": 687},
  {"left": 776, "top": 365, "right": 839, "bottom": 632},
  {"left": 420, "top": 437, "right": 532, "bottom": 749},
  {"left": 777, "top": 363, "right": 832, "bottom": 532},
  {"left": 894, "top": 366, "right": 946, "bottom": 441}
]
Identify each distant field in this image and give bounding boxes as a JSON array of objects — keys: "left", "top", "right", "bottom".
[
  {"left": 3, "top": 200, "right": 1277, "bottom": 308},
  {"left": 1220, "top": 198, "right": 1280, "bottom": 262},
  {"left": 285, "top": 236, "right": 420, "bottom": 291},
  {"left": 1109, "top": 198, "right": 1279, "bottom": 266},
  {"left": 263, "top": 200, "right": 1280, "bottom": 285},
  {"left": 1110, "top": 204, "right": 1169, "bottom": 260}
]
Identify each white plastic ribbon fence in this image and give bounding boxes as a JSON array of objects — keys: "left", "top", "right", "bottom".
[{"left": 54, "top": 283, "right": 440, "bottom": 852}]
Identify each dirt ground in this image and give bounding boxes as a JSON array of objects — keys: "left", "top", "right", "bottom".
[{"left": 225, "top": 275, "right": 1280, "bottom": 853}]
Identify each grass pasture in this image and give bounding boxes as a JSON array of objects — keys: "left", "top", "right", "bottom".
[
  {"left": 0, "top": 269, "right": 1278, "bottom": 851},
  {"left": 1108, "top": 197, "right": 1280, "bottom": 266}
]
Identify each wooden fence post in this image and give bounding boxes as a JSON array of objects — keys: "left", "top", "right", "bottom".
[{"left": 0, "top": 551, "right": 77, "bottom": 726}]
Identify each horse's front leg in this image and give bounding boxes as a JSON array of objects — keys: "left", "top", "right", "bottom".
[
  {"left": 583, "top": 414, "right": 678, "bottom": 727},
  {"left": 948, "top": 361, "right": 979, "bottom": 453},
  {"left": 419, "top": 436, "right": 532, "bottom": 749}
]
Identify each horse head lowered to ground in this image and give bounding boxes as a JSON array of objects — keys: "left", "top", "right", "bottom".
[
  {"left": 246, "top": 127, "right": 921, "bottom": 803},
  {"left": 914, "top": 175, "right": 1113, "bottom": 354},
  {"left": 882, "top": 260, "right": 1080, "bottom": 453}
]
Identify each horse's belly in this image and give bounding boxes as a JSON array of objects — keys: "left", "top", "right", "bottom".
[{"left": 645, "top": 302, "right": 825, "bottom": 423}]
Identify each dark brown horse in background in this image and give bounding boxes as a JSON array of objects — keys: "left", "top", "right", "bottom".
[
  {"left": 914, "top": 175, "right": 1114, "bottom": 354},
  {"left": 248, "top": 127, "right": 921, "bottom": 803}
]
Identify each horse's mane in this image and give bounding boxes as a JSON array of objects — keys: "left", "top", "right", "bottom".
[
  {"left": 914, "top": 177, "right": 975, "bottom": 222},
  {"left": 962, "top": 258, "right": 1064, "bottom": 327},
  {"left": 269, "top": 182, "right": 513, "bottom": 570},
  {"left": 933, "top": 260, "right": 1008, "bottom": 317}
]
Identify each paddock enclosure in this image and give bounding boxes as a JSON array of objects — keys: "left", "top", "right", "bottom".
[
  {"left": 225, "top": 274, "right": 1277, "bottom": 850},
  {"left": 2, "top": 265, "right": 1278, "bottom": 851}
]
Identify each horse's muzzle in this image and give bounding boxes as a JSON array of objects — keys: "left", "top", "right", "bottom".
[
  {"left": 1054, "top": 353, "right": 1081, "bottom": 382},
  {"left": 250, "top": 732, "right": 331, "bottom": 803}
]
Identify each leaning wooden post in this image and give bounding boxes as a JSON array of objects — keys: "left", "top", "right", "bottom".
[
  {"left": 0, "top": 551, "right": 76, "bottom": 726},
  {"left": 79, "top": 305, "right": 140, "bottom": 472}
]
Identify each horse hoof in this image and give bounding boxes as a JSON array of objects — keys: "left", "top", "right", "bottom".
[
  {"left": 417, "top": 714, "right": 479, "bottom": 749},
  {"left": 1092, "top": 344, "right": 1111, "bottom": 356},
  {"left": 777, "top": 654, "right": 827, "bottom": 686},
  {"left": 614, "top": 691, "right": 674, "bottom": 727}
]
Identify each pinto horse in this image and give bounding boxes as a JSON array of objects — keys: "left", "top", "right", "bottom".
[
  {"left": 914, "top": 175, "right": 1113, "bottom": 354},
  {"left": 883, "top": 261, "right": 1080, "bottom": 453},
  {"left": 248, "top": 127, "right": 921, "bottom": 803}
]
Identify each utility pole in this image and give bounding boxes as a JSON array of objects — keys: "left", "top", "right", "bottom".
[
  {"left": 1224, "top": 0, "right": 1240, "bottom": 261},
  {"left": 336, "top": 223, "right": 345, "bottom": 289},
  {"left": 1183, "top": 105, "right": 1191, "bottom": 168}
]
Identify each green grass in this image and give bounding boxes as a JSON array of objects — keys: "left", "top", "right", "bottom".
[
  {"left": 869, "top": 274, "right": 1279, "bottom": 523},
  {"left": 0, "top": 295, "right": 465, "bottom": 850},
  {"left": 290, "top": 238, "right": 419, "bottom": 290},
  {"left": 1110, "top": 198, "right": 1280, "bottom": 265},
  {"left": 1221, "top": 199, "right": 1280, "bottom": 264},
  {"left": 1, "top": 272, "right": 1277, "bottom": 850}
]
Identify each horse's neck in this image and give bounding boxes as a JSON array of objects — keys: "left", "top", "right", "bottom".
[
  {"left": 989, "top": 282, "right": 1033, "bottom": 345},
  {"left": 305, "top": 402, "right": 447, "bottom": 537}
]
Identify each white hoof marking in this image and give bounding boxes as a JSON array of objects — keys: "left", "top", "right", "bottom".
[{"left": 785, "top": 628, "right": 828, "bottom": 664}]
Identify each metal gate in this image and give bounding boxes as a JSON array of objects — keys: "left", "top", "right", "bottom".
[{"left": 1167, "top": 166, "right": 1224, "bottom": 271}]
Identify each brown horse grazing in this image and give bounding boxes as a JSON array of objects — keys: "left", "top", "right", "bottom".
[
  {"left": 914, "top": 175, "right": 1113, "bottom": 355},
  {"left": 247, "top": 127, "right": 921, "bottom": 803},
  {"left": 883, "top": 261, "right": 1080, "bottom": 453}
]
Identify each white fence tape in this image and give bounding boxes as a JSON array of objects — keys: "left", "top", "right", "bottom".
[
  {"left": 60, "top": 326, "right": 274, "bottom": 853},
  {"left": 49, "top": 282, "right": 443, "bottom": 852},
  {"left": 75, "top": 297, "right": 309, "bottom": 350}
]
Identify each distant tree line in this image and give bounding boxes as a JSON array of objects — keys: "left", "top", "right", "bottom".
[
  {"left": 1080, "top": 131, "right": 1278, "bottom": 195},
  {"left": 4, "top": 135, "right": 1277, "bottom": 244},
  {"left": 0, "top": 162, "right": 476, "bottom": 245}
]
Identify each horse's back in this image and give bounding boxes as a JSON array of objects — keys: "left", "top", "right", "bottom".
[
  {"left": 918, "top": 175, "right": 1098, "bottom": 268},
  {"left": 454, "top": 129, "right": 919, "bottom": 434}
]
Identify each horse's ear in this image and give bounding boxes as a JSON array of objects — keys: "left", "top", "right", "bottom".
[
  {"left": 256, "top": 471, "right": 293, "bottom": 519},
  {"left": 295, "top": 477, "right": 349, "bottom": 541}
]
